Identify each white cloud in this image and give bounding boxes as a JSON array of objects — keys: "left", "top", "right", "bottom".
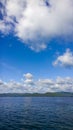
[
  {"left": 53, "top": 49, "right": 73, "bottom": 68},
  {"left": 0, "top": 20, "right": 11, "bottom": 34},
  {"left": 0, "top": 0, "right": 73, "bottom": 51},
  {"left": 30, "top": 42, "right": 47, "bottom": 52},
  {"left": 0, "top": 73, "right": 73, "bottom": 93},
  {"left": 23, "top": 73, "right": 33, "bottom": 79}
]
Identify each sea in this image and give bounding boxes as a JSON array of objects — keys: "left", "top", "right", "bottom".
[{"left": 0, "top": 97, "right": 73, "bottom": 130}]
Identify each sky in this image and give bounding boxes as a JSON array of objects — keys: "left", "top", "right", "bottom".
[{"left": 0, "top": 0, "right": 73, "bottom": 93}]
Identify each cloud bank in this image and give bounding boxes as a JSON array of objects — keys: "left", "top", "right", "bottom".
[
  {"left": 0, "top": 0, "right": 73, "bottom": 51},
  {"left": 0, "top": 73, "right": 73, "bottom": 93}
]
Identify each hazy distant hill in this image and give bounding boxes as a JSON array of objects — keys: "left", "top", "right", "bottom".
[{"left": 0, "top": 92, "right": 73, "bottom": 97}]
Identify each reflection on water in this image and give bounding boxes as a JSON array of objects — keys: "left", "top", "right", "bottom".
[{"left": 0, "top": 97, "right": 73, "bottom": 130}]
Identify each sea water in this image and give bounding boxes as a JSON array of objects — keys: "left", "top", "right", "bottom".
[{"left": 0, "top": 97, "right": 73, "bottom": 130}]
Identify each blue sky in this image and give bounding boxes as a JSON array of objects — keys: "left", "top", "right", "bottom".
[
  {"left": 0, "top": 0, "right": 73, "bottom": 93},
  {"left": 0, "top": 34, "right": 73, "bottom": 81}
]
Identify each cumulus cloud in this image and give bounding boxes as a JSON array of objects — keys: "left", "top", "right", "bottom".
[
  {"left": 53, "top": 49, "right": 73, "bottom": 68},
  {"left": 0, "top": 73, "right": 73, "bottom": 93},
  {"left": 0, "top": 0, "right": 73, "bottom": 51},
  {"left": 23, "top": 73, "right": 33, "bottom": 79}
]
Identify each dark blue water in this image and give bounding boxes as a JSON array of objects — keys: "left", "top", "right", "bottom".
[{"left": 0, "top": 97, "right": 73, "bottom": 130}]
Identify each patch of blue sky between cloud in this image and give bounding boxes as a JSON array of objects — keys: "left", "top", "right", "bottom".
[{"left": 0, "top": 0, "right": 73, "bottom": 51}]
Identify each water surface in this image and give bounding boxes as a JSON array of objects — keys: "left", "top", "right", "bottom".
[{"left": 0, "top": 97, "right": 73, "bottom": 130}]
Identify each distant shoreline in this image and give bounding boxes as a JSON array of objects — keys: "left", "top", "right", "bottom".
[{"left": 0, "top": 92, "right": 73, "bottom": 97}]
